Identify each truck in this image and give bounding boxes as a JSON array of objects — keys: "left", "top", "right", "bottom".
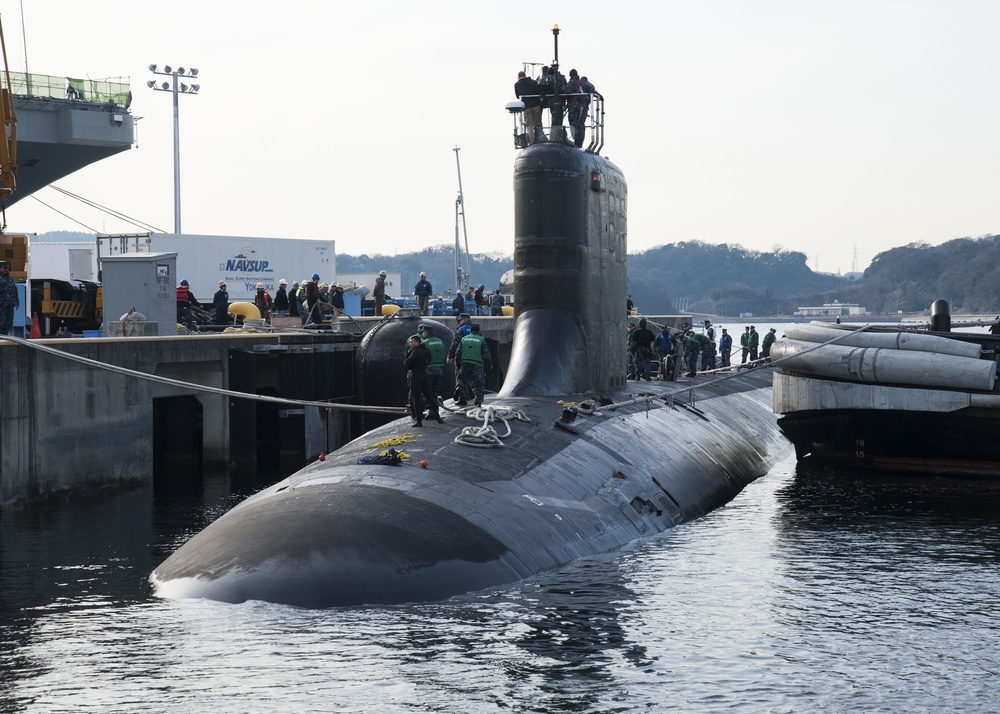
[{"left": 98, "top": 233, "right": 336, "bottom": 302}]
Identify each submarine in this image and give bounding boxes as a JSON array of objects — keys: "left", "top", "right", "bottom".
[{"left": 151, "top": 29, "right": 791, "bottom": 608}]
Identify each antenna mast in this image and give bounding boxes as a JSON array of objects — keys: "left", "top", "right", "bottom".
[{"left": 453, "top": 146, "right": 471, "bottom": 294}]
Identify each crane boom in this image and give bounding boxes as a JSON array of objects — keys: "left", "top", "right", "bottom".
[
  {"left": 0, "top": 15, "right": 18, "bottom": 225},
  {"left": 453, "top": 146, "right": 471, "bottom": 294}
]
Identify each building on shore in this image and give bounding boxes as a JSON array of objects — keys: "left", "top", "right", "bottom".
[{"left": 794, "top": 301, "right": 867, "bottom": 318}]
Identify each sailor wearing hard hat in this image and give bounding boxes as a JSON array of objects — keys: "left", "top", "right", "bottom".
[{"left": 374, "top": 270, "right": 389, "bottom": 316}]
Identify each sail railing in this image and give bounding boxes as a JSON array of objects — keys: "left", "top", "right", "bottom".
[{"left": 509, "top": 92, "right": 604, "bottom": 154}]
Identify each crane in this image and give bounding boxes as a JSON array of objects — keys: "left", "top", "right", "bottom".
[
  {"left": 0, "top": 14, "right": 17, "bottom": 227},
  {"left": 453, "top": 146, "right": 471, "bottom": 295}
]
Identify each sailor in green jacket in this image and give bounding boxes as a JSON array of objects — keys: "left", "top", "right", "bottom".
[
  {"left": 684, "top": 330, "right": 701, "bottom": 377},
  {"left": 761, "top": 327, "right": 777, "bottom": 359},
  {"left": 748, "top": 325, "right": 760, "bottom": 361},
  {"left": 419, "top": 323, "right": 446, "bottom": 411},
  {"left": 455, "top": 324, "right": 493, "bottom": 407}
]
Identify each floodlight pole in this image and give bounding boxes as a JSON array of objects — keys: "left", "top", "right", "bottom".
[
  {"left": 148, "top": 65, "right": 201, "bottom": 234},
  {"left": 170, "top": 71, "right": 181, "bottom": 233}
]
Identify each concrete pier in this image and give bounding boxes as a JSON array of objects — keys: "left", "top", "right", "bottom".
[
  {"left": 0, "top": 314, "right": 690, "bottom": 509},
  {"left": 0, "top": 332, "right": 358, "bottom": 509}
]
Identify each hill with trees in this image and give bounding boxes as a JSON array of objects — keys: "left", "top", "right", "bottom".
[
  {"left": 842, "top": 235, "right": 1000, "bottom": 314},
  {"left": 35, "top": 232, "right": 1000, "bottom": 315}
]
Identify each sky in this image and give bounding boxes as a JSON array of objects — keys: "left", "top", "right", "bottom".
[{"left": 1, "top": 1, "right": 998, "bottom": 275}]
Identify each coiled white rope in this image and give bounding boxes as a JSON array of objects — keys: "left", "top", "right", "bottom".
[{"left": 453, "top": 404, "right": 531, "bottom": 448}]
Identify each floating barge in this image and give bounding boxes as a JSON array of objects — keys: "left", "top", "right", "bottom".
[{"left": 772, "top": 302, "right": 1000, "bottom": 476}]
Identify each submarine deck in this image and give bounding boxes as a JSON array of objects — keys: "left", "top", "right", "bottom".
[{"left": 152, "top": 367, "right": 790, "bottom": 607}]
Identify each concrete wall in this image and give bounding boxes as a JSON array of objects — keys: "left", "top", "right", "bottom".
[{"left": 0, "top": 333, "right": 350, "bottom": 509}]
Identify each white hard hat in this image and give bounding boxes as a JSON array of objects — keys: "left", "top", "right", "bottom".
[
  {"left": 279, "top": 278, "right": 287, "bottom": 285},
  {"left": 256, "top": 282, "right": 264, "bottom": 289},
  {"left": 218, "top": 280, "right": 226, "bottom": 287}
]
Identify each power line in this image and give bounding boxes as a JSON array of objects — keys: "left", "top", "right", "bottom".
[
  {"left": 27, "top": 185, "right": 166, "bottom": 234},
  {"left": 46, "top": 185, "right": 166, "bottom": 233}
]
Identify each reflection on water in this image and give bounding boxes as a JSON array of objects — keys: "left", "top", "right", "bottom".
[{"left": 2, "top": 456, "right": 1000, "bottom": 712}]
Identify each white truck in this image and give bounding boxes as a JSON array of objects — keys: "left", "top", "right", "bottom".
[{"left": 97, "top": 233, "right": 336, "bottom": 300}]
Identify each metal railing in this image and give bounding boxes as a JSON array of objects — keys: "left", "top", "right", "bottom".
[
  {"left": 510, "top": 92, "right": 604, "bottom": 154},
  {"left": 7, "top": 71, "right": 132, "bottom": 109}
]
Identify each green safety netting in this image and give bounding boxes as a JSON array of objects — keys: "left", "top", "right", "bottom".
[{"left": 7, "top": 72, "right": 131, "bottom": 109}]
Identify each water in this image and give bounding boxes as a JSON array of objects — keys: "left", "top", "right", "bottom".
[{"left": 3, "top": 456, "right": 1000, "bottom": 713}]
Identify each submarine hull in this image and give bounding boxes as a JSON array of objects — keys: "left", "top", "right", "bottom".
[{"left": 152, "top": 371, "right": 786, "bottom": 607}]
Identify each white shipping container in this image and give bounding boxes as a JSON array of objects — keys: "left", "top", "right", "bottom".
[{"left": 98, "top": 233, "right": 336, "bottom": 300}]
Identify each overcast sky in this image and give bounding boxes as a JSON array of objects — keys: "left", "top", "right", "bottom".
[{"left": 2, "top": 1, "right": 998, "bottom": 275}]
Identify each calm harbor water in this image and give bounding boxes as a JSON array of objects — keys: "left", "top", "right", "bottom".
[{"left": 3, "top": 453, "right": 999, "bottom": 713}]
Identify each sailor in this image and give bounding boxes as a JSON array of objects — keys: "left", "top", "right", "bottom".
[
  {"left": 175, "top": 279, "right": 201, "bottom": 329},
  {"left": 455, "top": 324, "right": 492, "bottom": 408},
  {"left": 761, "top": 328, "right": 777, "bottom": 359},
  {"left": 684, "top": 330, "right": 700, "bottom": 377},
  {"left": 514, "top": 70, "right": 543, "bottom": 143},
  {"left": 274, "top": 279, "right": 290, "bottom": 318},
  {"left": 695, "top": 330, "right": 716, "bottom": 371},
  {"left": 489, "top": 289, "right": 504, "bottom": 316},
  {"left": 718, "top": 328, "right": 733, "bottom": 367},
  {"left": 0, "top": 260, "right": 19, "bottom": 335},
  {"left": 305, "top": 274, "right": 320, "bottom": 325},
  {"left": 403, "top": 335, "right": 443, "bottom": 427},
  {"left": 297, "top": 278, "right": 311, "bottom": 325},
  {"left": 630, "top": 318, "right": 656, "bottom": 381},
  {"left": 254, "top": 283, "right": 273, "bottom": 324},
  {"left": 748, "top": 326, "right": 760, "bottom": 361},
  {"left": 577, "top": 75, "right": 600, "bottom": 148},
  {"left": 330, "top": 283, "right": 345, "bottom": 316},
  {"left": 414, "top": 272, "right": 433, "bottom": 316},
  {"left": 447, "top": 313, "right": 473, "bottom": 398},
  {"left": 565, "top": 69, "right": 584, "bottom": 147},
  {"left": 288, "top": 281, "right": 300, "bottom": 319},
  {"left": 213, "top": 281, "right": 230, "bottom": 326},
  {"left": 419, "top": 323, "right": 446, "bottom": 416},
  {"left": 654, "top": 326, "right": 675, "bottom": 379},
  {"left": 373, "top": 270, "right": 388, "bottom": 316}
]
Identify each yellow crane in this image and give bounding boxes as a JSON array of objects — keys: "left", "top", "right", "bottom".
[{"left": 0, "top": 14, "right": 16, "bottom": 216}]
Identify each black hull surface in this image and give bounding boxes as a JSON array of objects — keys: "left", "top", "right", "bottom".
[
  {"left": 152, "top": 371, "right": 787, "bottom": 607},
  {"left": 778, "top": 408, "right": 1000, "bottom": 476}
]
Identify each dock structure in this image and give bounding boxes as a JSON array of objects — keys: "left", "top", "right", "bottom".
[
  {"left": 0, "top": 314, "right": 691, "bottom": 509},
  {"left": 0, "top": 331, "right": 358, "bottom": 509}
]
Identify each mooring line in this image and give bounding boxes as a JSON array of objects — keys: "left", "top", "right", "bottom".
[{"left": 0, "top": 334, "right": 409, "bottom": 415}]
